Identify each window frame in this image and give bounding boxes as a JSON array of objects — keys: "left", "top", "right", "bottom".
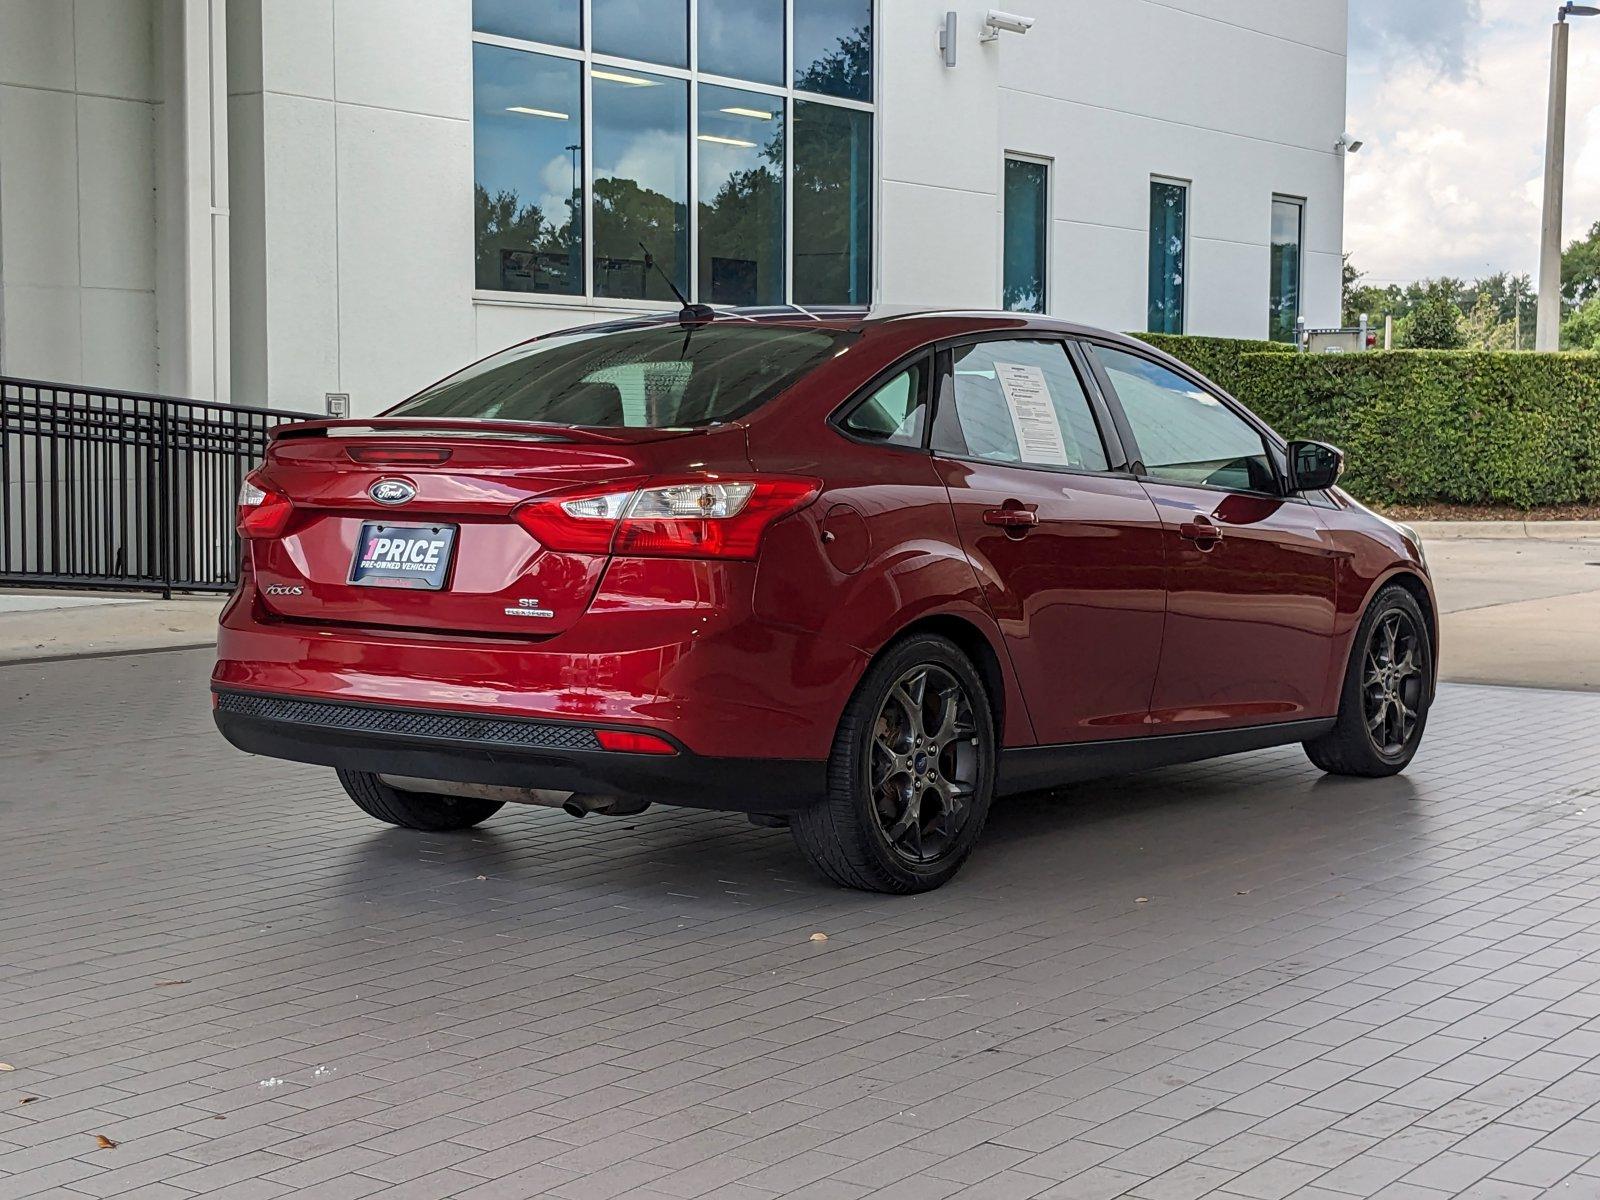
[
  {"left": 1147, "top": 175, "right": 1190, "bottom": 335},
  {"left": 470, "top": 2, "right": 878, "bottom": 311},
  {"left": 1077, "top": 336, "right": 1300, "bottom": 502},
  {"left": 925, "top": 332, "right": 1129, "bottom": 479},
  {"left": 1001, "top": 152, "right": 1051, "bottom": 315},
  {"left": 1269, "top": 193, "right": 1306, "bottom": 344}
]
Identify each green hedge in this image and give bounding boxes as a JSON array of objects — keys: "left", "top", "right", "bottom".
[
  {"left": 1225, "top": 351, "right": 1600, "bottom": 507},
  {"left": 1132, "top": 333, "right": 1293, "bottom": 388}
]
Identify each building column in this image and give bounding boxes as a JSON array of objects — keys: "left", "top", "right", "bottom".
[{"left": 157, "top": 0, "right": 230, "bottom": 401}]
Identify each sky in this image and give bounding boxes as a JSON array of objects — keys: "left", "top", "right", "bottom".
[{"left": 1346, "top": 0, "right": 1600, "bottom": 287}]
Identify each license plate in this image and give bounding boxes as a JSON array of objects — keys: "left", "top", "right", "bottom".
[{"left": 349, "top": 522, "right": 456, "bottom": 590}]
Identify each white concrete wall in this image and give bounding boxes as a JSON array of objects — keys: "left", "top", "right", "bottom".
[
  {"left": 3, "top": 0, "right": 1346, "bottom": 407},
  {"left": 877, "top": 0, "right": 1348, "bottom": 336},
  {"left": 0, "top": 0, "right": 161, "bottom": 389}
]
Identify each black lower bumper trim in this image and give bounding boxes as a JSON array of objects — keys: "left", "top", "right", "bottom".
[{"left": 213, "top": 689, "right": 825, "bottom": 815}]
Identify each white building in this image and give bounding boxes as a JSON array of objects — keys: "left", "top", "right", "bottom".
[{"left": 0, "top": 0, "right": 1348, "bottom": 415}]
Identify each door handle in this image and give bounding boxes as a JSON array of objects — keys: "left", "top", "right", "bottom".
[
  {"left": 983, "top": 506, "right": 1040, "bottom": 529},
  {"left": 1179, "top": 520, "right": 1223, "bottom": 544}
]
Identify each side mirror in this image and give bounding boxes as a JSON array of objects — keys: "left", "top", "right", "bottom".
[{"left": 1287, "top": 440, "right": 1344, "bottom": 493}]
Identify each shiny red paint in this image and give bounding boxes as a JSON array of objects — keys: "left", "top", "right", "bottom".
[{"left": 214, "top": 309, "right": 1435, "bottom": 804}]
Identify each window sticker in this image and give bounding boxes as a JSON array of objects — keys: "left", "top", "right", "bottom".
[{"left": 994, "top": 362, "right": 1071, "bottom": 466}]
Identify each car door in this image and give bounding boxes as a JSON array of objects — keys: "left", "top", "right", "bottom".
[
  {"left": 1084, "top": 341, "right": 1341, "bottom": 733},
  {"left": 930, "top": 336, "right": 1167, "bottom": 745}
]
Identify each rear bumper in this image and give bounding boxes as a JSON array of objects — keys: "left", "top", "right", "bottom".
[{"left": 213, "top": 689, "right": 824, "bottom": 814}]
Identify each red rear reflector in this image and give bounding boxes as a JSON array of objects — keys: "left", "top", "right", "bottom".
[
  {"left": 346, "top": 446, "right": 453, "bottom": 465},
  {"left": 594, "top": 729, "right": 677, "bottom": 755}
]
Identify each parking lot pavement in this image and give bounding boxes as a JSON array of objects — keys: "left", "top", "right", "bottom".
[
  {"left": 1425, "top": 536, "right": 1600, "bottom": 693},
  {"left": 3, "top": 648, "right": 1599, "bottom": 1200}
]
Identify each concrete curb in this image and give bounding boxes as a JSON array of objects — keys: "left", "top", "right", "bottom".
[{"left": 1409, "top": 520, "right": 1600, "bottom": 541}]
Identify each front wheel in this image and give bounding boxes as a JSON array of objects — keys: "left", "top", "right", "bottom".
[
  {"left": 337, "top": 770, "right": 505, "bottom": 831},
  {"left": 1305, "top": 585, "right": 1433, "bottom": 777},
  {"left": 791, "top": 635, "right": 996, "bottom": 893}
]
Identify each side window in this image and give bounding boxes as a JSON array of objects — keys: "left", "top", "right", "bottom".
[
  {"left": 1093, "top": 345, "right": 1276, "bottom": 492},
  {"left": 931, "top": 340, "right": 1109, "bottom": 471},
  {"left": 840, "top": 357, "right": 930, "bottom": 447}
]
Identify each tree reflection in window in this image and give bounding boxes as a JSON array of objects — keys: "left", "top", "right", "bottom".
[
  {"left": 698, "top": 85, "right": 785, "bottom": 305},
  {"left": 472, "top": 44, "right": 583, "bottom": 294},
  {"left": 794, "top": 0, "right": 871, "bottom": 100}
]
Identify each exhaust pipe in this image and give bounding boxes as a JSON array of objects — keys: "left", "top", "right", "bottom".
[
  {"left": 563, "top": 794, "right": 651, "bottom": 818},
  {"left": 379, "top": 776, "right": 649, "bottom": 817}
]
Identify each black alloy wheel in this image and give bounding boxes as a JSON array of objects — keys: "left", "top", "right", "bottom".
[{"left": 867, "top": 664, "right": 981, "bottom": 866}]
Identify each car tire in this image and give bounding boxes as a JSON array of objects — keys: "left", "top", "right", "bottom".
[
  {"left": 1304, "top": 585, "right": 1433, "bottom": 778},
  {"left": 337, "top": 769, "right": 505, "bottom": 831},
  {"left": 791, "top": 634, "right": 997, "bottom": 894}
]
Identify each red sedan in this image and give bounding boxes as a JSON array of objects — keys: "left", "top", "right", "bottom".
[{"left": 214, "top": 308, "right": 1436, "bottom": 893}]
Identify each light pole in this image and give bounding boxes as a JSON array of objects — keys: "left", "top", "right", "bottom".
[{"left": 1537, "top": 2, "right": 1600, "bottom": 350}]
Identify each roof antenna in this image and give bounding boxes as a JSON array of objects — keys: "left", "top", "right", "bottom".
[{"left": 640, "top": 243, "right": 715, "bottom": 325}]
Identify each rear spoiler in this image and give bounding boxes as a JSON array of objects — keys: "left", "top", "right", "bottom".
[{"left": 270, "top": 417, "right": 717, "bottom": 445}]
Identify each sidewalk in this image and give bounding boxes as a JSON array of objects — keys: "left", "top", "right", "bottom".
[{"left": 0, "top": 591, "right": 224, "bottom": 664}]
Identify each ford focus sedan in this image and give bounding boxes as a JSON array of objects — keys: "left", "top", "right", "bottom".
[{"left": 214, "top": 308, "right": 1436, "bottom": 893}]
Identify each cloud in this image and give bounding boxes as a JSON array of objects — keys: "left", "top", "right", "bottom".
[
  {"left": 1350, "top": 0, "right": 1482, "bottom": 79},
  {"left": 1345, "top": 0, "right": 1600, "bottom": 284}
]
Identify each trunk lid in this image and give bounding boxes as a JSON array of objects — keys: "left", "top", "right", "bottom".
[{"left": 249, "top": 419, "right": 744, "bottom": 636}]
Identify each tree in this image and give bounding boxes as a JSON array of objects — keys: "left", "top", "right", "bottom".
[
  {"left": 1397, "top": 282, "right": 1465, "bottom": 349},
  {"left": 1561, "top": 220, "right": 1600, "bottom": 307},
  {"left": 1561, "top": 294, "right": 1600, "bottom": 350}
]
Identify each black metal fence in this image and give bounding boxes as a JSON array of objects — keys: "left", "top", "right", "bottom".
[{"left": 0, "top": 378, "right": 317, "bottom": 596}]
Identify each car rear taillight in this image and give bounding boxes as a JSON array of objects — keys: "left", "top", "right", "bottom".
[
  {"left": 237, "top": 473, "right": 293, "bottom": 538},
  {"left": 513, "top": 476, "right": 821, "bottom": 560}
]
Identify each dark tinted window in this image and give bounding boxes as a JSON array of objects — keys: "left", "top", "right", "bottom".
[
  {"left": 389, "top": 324, "right": 845, "bottom": 428},
  {"left": 472, "top": 0, "right": 579, "bottom": 48},
  {"left": 794, "top": 0, "right": 872, "bottom": 100},
  {"left": 1094, "top": 346, "right": 1274, "bottom": 491},
  {"left": 932, "top": 340, "right": 1108, "bottom": 471}
]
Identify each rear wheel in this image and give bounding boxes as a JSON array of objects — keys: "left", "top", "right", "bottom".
[
  {"left": 791, "top": 635, "right": 996, "bottom": 893},
  {"left": 337, "top": 770, "right": 504, "bottom": 831},
  {"left": 1304, "top": 586, "right": 1433, "bottom": 777}
]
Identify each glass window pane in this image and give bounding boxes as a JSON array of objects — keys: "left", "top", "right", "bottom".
[
  {"left": 473, "top": 44, "right": 583, "bottom": 295},
  {"left": 794, "top": 0, "right": 872, "bottom": 100},
  {"left": 392, "top": 325, "right": 847, "bottom": 428},
  {"left": 699, "top": 0, "right": 783, "bottom": 85},
  {"left": 472, "top": 0, "right": 579, "bottom": 47},
  {"left": 842, "top": 360, "right": 927, "bottom": 446},
  {"left": 1270, "top": 197, "right": 1304, "bottom": 343},
  {"left": 1095, "top": 346, "right": 1274, "bottom": 491},
  {"left": 1147, "top": 180, "right": 1186, "bottom": 334},
  {"left": 697, "top": 85, "right": 785, "bottom": 305},
  {"left": 1003, "top": 159, "right": 1048, "bottom": 314},
  {"left": 592, "top": 0, "right": 687, "bottom": 68},
  {"left": 592, "top": 69, "right": 688, "bottom": 301},
  {"left": 932, "top": 340, "right": 1108, "bottom": 471},
  {"left": 794, "top": 101, "right": 871, "bottom": 304}
]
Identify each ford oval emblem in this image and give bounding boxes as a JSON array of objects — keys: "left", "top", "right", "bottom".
[{"left": 369, "top": 478, "right": 416, "bottom": 506}]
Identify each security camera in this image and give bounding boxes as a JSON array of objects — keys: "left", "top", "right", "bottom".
[
  {"left": 1337, "top": 132, "right": 1364, "bottom": 154},
  {"left": 982, "top": 10, "right": 1035, "bottom": 40}
]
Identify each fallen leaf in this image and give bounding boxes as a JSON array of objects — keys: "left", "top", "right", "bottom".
[
  {"left": 154, "top": 980, "right": 189, "bottom": 988},
  {"left": 809, "top": 932, "right": 828, "bottom": 942},
  {"left": 475, "top": 875, "right": 487, "bottom": 881},
  {"left": 19, "top": 1096, "right": 38, "bottom": 1105},
  {"left": 1134, "top": 897, "right": 1149, "bottom": 904},
  {"left": 0, "top": 1063, "right": 14, "bottom": 1072},
  {"left": 1236, "top": 889, "right": 1253, "bottom": 896},
  {"left": 93, "top": 1134, "right": 118, "bottom": 1150}
]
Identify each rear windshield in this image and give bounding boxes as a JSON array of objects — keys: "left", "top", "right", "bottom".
[{"left": 387, "top": 322, "right": 848, "bottom": 428}]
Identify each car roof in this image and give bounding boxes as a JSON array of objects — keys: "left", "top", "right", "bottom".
[{"left": 607, "top": 304, "right": 1148, "bottom": 345}]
